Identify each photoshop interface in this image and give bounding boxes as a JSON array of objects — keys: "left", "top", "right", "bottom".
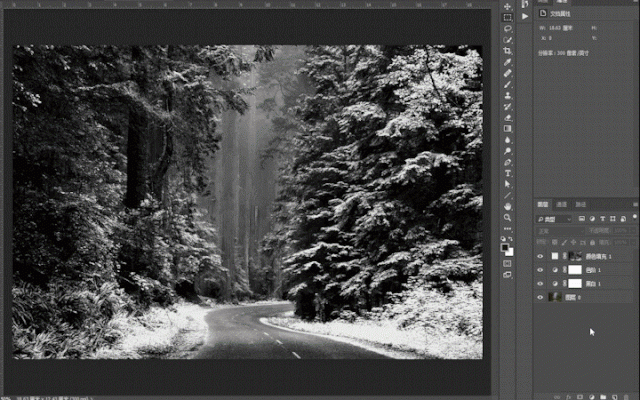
[{"left": 0, "top": 1, "right": 637, "bottom": 400}]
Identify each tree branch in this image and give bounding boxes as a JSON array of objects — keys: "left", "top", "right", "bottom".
[{"left": 425, "top": 49, "right": 446, "bottom": 104}]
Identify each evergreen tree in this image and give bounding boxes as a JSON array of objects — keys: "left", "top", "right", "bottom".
[{"left": 272, "top": 45, "right": 483, "bottom": 320}]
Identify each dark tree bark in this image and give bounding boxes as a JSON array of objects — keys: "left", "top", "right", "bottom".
[
  {"left": 150, "top": 127, "right": 173, "bottom": 203},
  {"left": 124, "top": 106, "right": 149, "bottom": 209}
]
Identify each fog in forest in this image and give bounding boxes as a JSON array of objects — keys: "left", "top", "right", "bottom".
[{"left": 196, "top": 46, "right": 308, "bottom": 300}]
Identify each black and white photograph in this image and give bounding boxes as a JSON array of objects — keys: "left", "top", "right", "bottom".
[{"left": 12, "top": 44, "right": 483, "bottom": 360}]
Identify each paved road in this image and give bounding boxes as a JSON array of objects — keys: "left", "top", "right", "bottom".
[{"left": 194, "top": 302, "right": 391, "bottom": 359}]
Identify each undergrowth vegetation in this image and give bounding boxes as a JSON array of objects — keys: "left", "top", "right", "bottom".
[
  {"left": 12, "top": 281, "right": 131, "bottom": 359},
  {"left": 268, "top": 265, "right": 482, "bottom": 359},
  {"left": 13, "top": 280, "right": 211, "bottom": 359},
  {"left": 378, "top": 257, "right": 483, "bottom": 339},
  {"left": 91, "top": 302, "right": 210, "bottom": 359}
]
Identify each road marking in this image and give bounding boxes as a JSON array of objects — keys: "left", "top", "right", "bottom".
[
  {"left": 291, "top": 351, "right": 301, "bottom": 359},
  {"left": 276, "top": 340, "right": 283, "bottom": 345},
  {"left": 263, "top": 332, "right": 270, "bottom": 337}
]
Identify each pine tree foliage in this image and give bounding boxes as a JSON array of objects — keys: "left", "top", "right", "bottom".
[{"left": 272, "top": 45, "right": 483, "bottom": 321}]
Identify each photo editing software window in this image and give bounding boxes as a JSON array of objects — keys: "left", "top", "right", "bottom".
[{"left": 0, "top": 0, "right": 637, "bottom": 399}]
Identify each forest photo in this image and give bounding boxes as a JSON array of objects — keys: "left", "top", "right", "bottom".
[{"left": 12, "top": 45, "right": 483, "bottom": 360}]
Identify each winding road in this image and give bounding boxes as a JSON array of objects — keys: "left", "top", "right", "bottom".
[{"left": 194, "top": 302, "right": 392, "bottom": 359}]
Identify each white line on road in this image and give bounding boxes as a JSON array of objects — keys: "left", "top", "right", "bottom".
[
  {"left": 292, "top": 351, "right": 301, "bottom": 359},
  {"left": 276, "top": 340, "right": 283, "bottom": 345},
  {"left": 263, "top": 332, "right": 270, "bottom": 337}
]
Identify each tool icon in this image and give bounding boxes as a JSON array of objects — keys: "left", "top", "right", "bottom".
[{"left": 501, "top": 242, "right": 514, "bottom": 256}]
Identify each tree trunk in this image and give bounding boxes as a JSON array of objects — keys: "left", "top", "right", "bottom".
[
  {"left": 220, "top": 109, "right": 237, "bottom": 300},
  {"left": 124, "top": 106, "right": 148, "bottom": 209},
  {"left": 150, "top": 127, "right": 173, "bottom": 204}
]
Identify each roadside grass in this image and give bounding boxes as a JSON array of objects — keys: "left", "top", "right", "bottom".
[
  {"left": 90, "top": 298, "right": 289, "bottom": 359},
  {"left": 267, "top": 314, "right": 480, "bottom": 359},
  {"left": 266, "top": 283, "right": 482, "bottom": 360},
  {"left": 90, "top": 300, "right": 212, "bottom": 359}
]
